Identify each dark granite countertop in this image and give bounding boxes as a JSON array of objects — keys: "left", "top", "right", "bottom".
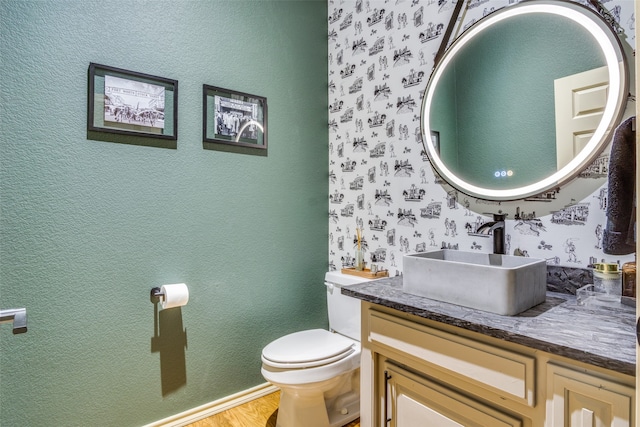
[{"left": 343, "top": 276, "right": 637, "bottom": 376}]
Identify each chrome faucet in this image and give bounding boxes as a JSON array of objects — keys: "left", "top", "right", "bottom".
[
  {"left": 0, "top": 308, "right": 27, "bottom": 334},
  {"left": 477, "top": 212, "right": 507, "bottom": 255}
]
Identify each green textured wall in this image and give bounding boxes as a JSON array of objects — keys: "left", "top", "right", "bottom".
[{"left": 0, "top": 1, "right": 328, "bottom": 426}]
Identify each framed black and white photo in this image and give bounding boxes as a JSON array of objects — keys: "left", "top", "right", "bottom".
[
  {"left": 203, "top": 85, "right": 267, "bottom": 150},
  {"left": 431, "top": 130, "right": 440, "bottom": 155},
  {"left": 88, "top": 63, "right": 178, "bottom": 140}
]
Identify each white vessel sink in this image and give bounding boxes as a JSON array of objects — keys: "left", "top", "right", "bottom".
[{"left": 403, "top": 250, "right": 547, "bottom": 315}]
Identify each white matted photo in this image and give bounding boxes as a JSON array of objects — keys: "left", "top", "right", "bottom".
[
  {"left": 104, "top": 75, "right": 165, "bottom": 130},
  {"left": 214, "top": 96, "right": 260, "bottom": 142}
]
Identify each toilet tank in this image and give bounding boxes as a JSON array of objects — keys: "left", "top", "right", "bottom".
[{"left": 324, "top": 271, "right": 369, "bottom": 342}]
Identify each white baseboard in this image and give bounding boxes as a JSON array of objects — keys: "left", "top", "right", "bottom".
[{"left": 144, "top": 383, "right": 279, "bottom": 427}]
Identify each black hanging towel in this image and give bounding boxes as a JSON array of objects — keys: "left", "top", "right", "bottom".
[{"left": 603, "top": 116, "right": 636, "bottom": 255}]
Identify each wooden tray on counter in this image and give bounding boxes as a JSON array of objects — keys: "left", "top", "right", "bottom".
[{"left": 341, "top": 268, "right": 389, "bottom": 279}]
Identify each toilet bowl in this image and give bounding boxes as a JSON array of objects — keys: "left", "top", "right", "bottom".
[{"left": 260, "top": 272, "right": 369, "bottom": 427}]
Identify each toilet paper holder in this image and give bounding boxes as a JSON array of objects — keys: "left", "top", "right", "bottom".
[
  {"left": 150, "top": 287, "right": 165, "bottom": 302},
  {"left": 150, "top": 284, "right": 189, "bottom": 310}
]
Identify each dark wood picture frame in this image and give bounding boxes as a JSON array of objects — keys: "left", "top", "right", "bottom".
[
  {"left": 431, "top": 130, "right": 440, "bottom": 155},
  {"left": 203, "top": 85, "right": 267, "bottom": 150},
  {"left": 88, "top": 63, "right": 178, "bottom": 140}
]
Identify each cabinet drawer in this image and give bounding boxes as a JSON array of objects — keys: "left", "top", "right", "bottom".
[{"left": 368, "top": 309, "right": 535, "bottom": 406}]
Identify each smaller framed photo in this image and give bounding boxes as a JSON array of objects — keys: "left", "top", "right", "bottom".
[
  {"left": 430, "top": 130, "right": 440, "bottom": 155},
  {"left": 203, "top": 85, "right": 267, "bottom": 150},
  {"left": 88, "top": 63, "right": 178, "bottom": 140}
]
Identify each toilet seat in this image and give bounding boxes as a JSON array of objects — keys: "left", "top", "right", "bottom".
[
  {"left": 262, "top": 341, "right": 361, "bottom": 386},
  {"left": 262, "top": 329, "right": 356, "bottom": 369}
]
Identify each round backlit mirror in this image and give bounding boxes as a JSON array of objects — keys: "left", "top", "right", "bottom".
[{"left": 421, "top": 0, "right": 629, "bottom": 201}]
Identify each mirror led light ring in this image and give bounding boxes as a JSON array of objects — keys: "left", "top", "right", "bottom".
[{"left": 421, "top": 0, "right": 628, "bottom": 201}]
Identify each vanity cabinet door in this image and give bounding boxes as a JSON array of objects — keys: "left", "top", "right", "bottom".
[
  {"left": 546, "top": 364, "right": 634, "bottom": 427},
  {"left": 382, "top": 361, "right": 522, "bottom": 427}
]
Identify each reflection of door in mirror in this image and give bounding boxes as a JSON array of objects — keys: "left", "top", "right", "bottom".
[{"left": 554, "top": 66, "right": 609, "bottom": 170}]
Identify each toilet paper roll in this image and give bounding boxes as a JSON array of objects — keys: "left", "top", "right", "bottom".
[{"left": 160, "top": 283, "right": 189, "bottom": 309}]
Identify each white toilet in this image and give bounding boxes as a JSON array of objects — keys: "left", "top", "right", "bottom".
[{"left": 261, "top": 271, "right": 368, "bottom": 427}]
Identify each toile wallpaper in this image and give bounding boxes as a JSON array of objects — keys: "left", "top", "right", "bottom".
[{"left": 327, "top": 0, "right": 636, "bottom": 276}]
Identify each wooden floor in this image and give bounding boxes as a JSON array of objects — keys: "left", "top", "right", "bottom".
[{"left": 185, "top": 391, "right": 360, "bottom": 427}]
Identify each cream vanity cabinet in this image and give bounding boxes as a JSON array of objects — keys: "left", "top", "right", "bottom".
[{"left": 361, "top": 302, "right": 635, "bottom": 427}]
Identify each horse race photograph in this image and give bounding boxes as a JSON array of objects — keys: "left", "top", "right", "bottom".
[{"left": 103, "top": 74, "right": 165, "bottom": 131}]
